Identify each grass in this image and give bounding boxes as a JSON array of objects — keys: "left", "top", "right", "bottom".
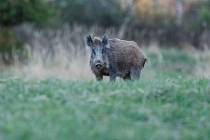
[{"left": 0, "top": 48, "right": 210, "bottom": 140}]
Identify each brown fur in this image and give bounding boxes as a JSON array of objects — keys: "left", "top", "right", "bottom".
[
  {"left": 108, "top": 38, "right": 146, "bottom": 78},
  {"left": 90, "top": 37, "right": 146, "bottom": 81}
]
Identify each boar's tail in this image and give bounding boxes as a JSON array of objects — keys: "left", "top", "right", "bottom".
[{"left": 142, "top": 58, "right": 147, "bottom": 68}]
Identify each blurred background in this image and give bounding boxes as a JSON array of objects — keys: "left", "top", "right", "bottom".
[{"left": 0, "top": 0, "right": 210, "bottom": 79}]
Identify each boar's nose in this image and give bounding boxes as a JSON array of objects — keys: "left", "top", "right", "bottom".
[{"left": 95, "top": 60, "right": 103, "bottom": 68}]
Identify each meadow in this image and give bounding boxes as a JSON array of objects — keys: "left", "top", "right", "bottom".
[{"left": 0, "top": 48, "right": 210, "bottom": 140}]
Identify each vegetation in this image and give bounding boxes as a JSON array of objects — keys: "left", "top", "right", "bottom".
[
  {"left": 0, "top": 0, "right": 209, "bottom": 139},
  {"left": 0, "top": 49, "right": 209, "bottom": 140},
  {"left": 0, "top": 0, "right": 210, "bottom": 64},
  {"left": 56, "top": 0, "right": 124, "bottom": 27},
  {"left": 0, "top": 0, "right": 54, "bottom": 26},
  {"left": 0, "top": 0, "right": 54, "bottom": 64}
]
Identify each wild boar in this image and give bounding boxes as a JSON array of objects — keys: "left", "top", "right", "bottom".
[{"left": 85, "top": 35, "right": 147, "bottom": 81}]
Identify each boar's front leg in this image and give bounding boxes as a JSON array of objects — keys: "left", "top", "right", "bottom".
[{"left": 109, "top": 65, "right": 117, "bottom": 81}]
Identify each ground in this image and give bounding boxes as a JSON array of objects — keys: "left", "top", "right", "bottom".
[{"left": 0, "top": 48, "right": 210, "bottom": 140}]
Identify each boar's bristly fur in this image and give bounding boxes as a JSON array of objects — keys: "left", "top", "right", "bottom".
[{"left": 86, "top": 35, "right": 147, "bottom": 81}]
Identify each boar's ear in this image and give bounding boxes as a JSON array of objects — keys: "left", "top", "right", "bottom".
[
  {"left": 102, "top": 35, "right": 110, "bottom": 49},
  {"left": 86, "top": 35, "right": 93, "bottom": 47}
]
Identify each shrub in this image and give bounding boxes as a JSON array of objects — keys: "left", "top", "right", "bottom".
[
  {"left": 56, "top": 0, "right": 124, "bottom": 27},
  {"left": 0, "top": 0, "right": 54, "bottom": 64},
  {"left": 0, "top": 0, "right": 54, "bottom": 26}
]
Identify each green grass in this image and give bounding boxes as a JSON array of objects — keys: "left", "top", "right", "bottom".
[{"left": 0, "top": 48, "right": 210, "bottom": 140}]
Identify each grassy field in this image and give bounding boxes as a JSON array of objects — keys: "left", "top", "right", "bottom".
[{"left": 0, "top": 48, "right": 210, "bottom": 140}]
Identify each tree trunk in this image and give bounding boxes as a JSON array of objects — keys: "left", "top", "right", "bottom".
[
  {"left": 175, "top": 0, "right": 183, "bottom": 26},
  {"left": 118, "top": 0, "right": 135, "bottom": 39},
  {"left": 153, "top": 0, "right": 160, "bottom": 10}
]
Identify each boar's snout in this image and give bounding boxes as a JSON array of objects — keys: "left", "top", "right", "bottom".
[{"left": 95, "top": 60, "right": 103, "bottom": 69}]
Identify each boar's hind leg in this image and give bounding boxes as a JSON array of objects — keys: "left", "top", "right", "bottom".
[
  {"left": 130, "top": 67, "right": 141, "bottom": 80},
  {"left": 123, "top": 73, "right": 131, "bottom": 80}
]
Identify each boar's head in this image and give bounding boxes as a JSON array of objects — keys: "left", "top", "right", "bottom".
[{"left": 86, "top": 35, "right": 110, "bottom": 70}]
